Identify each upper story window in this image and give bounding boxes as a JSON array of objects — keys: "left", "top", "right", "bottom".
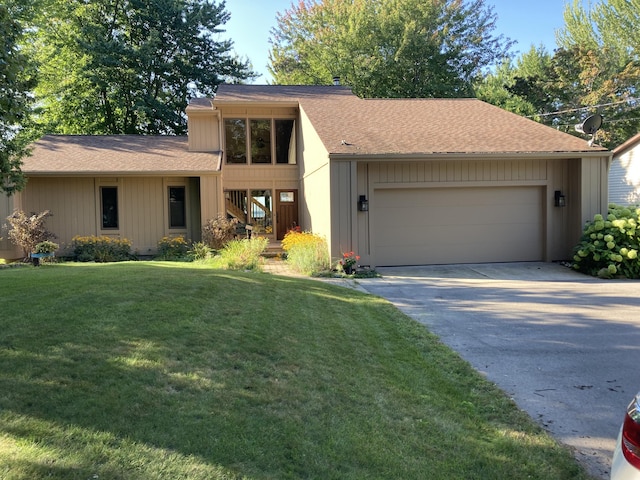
[{"left": 224, "top": 118, "right": 296, "bottom": 165}]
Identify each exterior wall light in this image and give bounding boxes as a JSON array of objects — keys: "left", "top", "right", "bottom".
[
  {"left": 554, "top": 190, "right": 566, "bottom": 207},
  {"left": 358, "top": 195, "right": 369, "bottom": 212}
]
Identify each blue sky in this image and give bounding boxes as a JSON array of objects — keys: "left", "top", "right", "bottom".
[{"left": 222, "top": 0, "right": 578, "bottom": 83}]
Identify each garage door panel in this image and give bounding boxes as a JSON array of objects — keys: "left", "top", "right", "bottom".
[{"left": 374, "top": 187, "right": 543, "bottom": 266}]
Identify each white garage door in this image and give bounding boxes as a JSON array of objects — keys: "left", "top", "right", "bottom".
[{"left": 373, "top": 187, "right": 544, "bottom": 266}]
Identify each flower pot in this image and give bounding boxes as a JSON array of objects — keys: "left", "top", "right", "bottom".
[
  {"left": 30, "top": 252, "right": 55, "bottom": 266},
  {"left": 344, "top": 264, "right": 354, "bottom": 275}
]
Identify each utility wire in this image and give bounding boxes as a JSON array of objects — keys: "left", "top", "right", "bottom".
[{"left": 525, "top": 97, "right": 640, "bottom": 119}]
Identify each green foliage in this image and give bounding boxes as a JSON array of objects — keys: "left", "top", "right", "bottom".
[
  {"left": 71, "top": 235, "right": 134, "bottom": 263},
  {"left": 282, "top": 229, "right": 330, "bottom": 275},
  {"left": 156, "top": 235, "right": 190, "bottom": 261},
  {"left": 34, "top": 240, "right": 58, "bottom": 254},
  {"left": 218, "top": 237, "right": 269, "bottom": 270},
  {"left": 25, "top": 0, "right": 256, "bottom": 135},
  {"left": 572, "top": 204, "right": 640, "bottom": 278},
  {"left": 269, "top": 0, "right": 512, "bottom": 98},
  {"left": 202, "top": 214, "right": 238, "bottom": 251},
  {"left": 0, "top": 3, "right": 36, "bottom": 194},
  {"left": 5, "top": 210, "right": 55, "bottom": 258},
  {"left": 187, "top": 241, "right": 212, "bottom": 261}
]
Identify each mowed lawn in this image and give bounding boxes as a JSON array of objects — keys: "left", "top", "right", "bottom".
[{"left": 0, "top": 262, "right": 592, "bottom": 479}]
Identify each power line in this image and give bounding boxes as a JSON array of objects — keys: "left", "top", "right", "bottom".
[{"left": 525, "top": 97, "right": 640, "bottom": 119}]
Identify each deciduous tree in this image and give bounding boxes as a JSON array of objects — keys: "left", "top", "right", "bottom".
[
  {"left": 269, "top": 0, "right": 512, "bottom": 98},
  {"left": 0, "top": 3, "right": 35, "bottom": 195},
  {"left": 27, "top": 0, "right": 256, "bottom": 135}
]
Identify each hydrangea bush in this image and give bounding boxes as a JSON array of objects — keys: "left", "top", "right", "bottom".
[{"left": 572, "top": 204, "right": 640, "bottom": 278}]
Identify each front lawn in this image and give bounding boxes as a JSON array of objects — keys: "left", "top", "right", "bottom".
[{"left": 0, "top": 262, "right": 592, "bottom": 479}]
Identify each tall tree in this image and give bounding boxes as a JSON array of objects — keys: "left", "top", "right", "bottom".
[
  {"left": 268, "top": 0, "right": 512, "bottom": 98},
  {"left": 28, "top": 0, "right": 256, "bottom": 135},
  {"left": 0, "top": 3, "right": 35, "bottom": 195},
  {"left": 552, "top": 0, "right": 640, "bottom": 147}
]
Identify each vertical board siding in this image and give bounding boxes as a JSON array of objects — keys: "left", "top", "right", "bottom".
[{"left": 371, "top": 159, "right": 548, "bottom": 185}]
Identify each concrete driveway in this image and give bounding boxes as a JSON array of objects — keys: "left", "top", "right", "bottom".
[{"left": 356, "top": 262, "right": 640, "bottom": 479}]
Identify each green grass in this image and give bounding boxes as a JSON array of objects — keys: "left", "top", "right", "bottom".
[{"left": 0, "top": 262, "right": 592, "bottom": 479}]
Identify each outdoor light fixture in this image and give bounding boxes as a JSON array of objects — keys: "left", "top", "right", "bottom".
[
  {"left": 554, "top": 190, "right": 566, "bottom": 207},
  {"left": 358, "top": 195, "right": 369, "bottom": 212}
]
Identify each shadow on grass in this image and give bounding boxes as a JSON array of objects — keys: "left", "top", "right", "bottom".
[{"left": 0, "top": 263, "right": 593, "bottom": 479}]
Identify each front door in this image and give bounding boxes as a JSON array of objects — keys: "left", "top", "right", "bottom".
[{"left": 276, "top": 190, "right": 298, "bottom": 240}]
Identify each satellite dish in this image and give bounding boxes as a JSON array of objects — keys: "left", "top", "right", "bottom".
[
  {"left": 574, "top": 114, "right": 603, "bottom": 146},
  {"left": 575, "top": 114, "right": 603, "bottom": 135}
]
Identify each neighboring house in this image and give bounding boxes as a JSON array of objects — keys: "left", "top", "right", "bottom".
[
  {"left": 1, "top": 84, "right": 612, "bottom": 266},
  {"left": 609, "top": 132, "right": 640, "bottom": 206}
]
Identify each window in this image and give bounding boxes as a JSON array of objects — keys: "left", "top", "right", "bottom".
[
  {"left": 101, "top": 186, "right": 119, "bottom": 229},
  {"left": 250, "top": 189, "right": 272, "bottom": 234},
  {"left": 250, "top": 119, "right": 271, "bottom": 164},
  {"left": 226, "top": 189, "right": 273, "bottom": 235},
  {"left": 225, "top": 119, "right": 247, "bottom": 164},
  {"left": 224, "top": 118, "right": 296, "bottom": 165},
  {"left": 169, "top": 186, "right": 186, "bottom": 229},
  {"left": 275, "top": 120, "right": 295, "bottom": 164}
]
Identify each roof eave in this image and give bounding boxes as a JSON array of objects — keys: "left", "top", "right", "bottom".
[{"left": 329, "top": 150, "right": 612, "bottom": 161}]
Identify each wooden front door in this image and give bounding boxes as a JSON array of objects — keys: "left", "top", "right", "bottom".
[{"left": 276, "top": 190, "right": 298, "bottom": 240}]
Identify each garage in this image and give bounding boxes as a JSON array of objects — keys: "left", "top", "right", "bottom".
[{"left": 373, "top": 186, "right": 544, "bottom": 266}]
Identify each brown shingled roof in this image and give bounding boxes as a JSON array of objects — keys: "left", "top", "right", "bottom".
[
  {"left": 23, "top": 135, "right": 221, "bottom": 175},
  {"left": 212, "top": 84, "right": 608, "bottom": 156}
]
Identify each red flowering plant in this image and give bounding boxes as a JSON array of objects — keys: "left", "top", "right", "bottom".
[{"left": 340, "top": 251, "right": 360, "bottom": 269}]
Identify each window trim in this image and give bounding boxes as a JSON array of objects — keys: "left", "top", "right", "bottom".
[
  {"left": 168, "top": 185, "right": 187, "bottom": 229},
  {"left": 223, "top": 117, "right": 296, "bottom": 165},
  {"left": 96, "top": 181, "right": 122, "bottom": 232}
]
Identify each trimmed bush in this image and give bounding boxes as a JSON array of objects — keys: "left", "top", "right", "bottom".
[
  {"left": 572, "top": 204, "right": 640, "bottom": 278},
  {"left": 219, "top": 237, "right": 269, "bottom": 270},
  {"left": 72, "top": 235, "right": 134, "bottom": 263},
  {"left": 282, "top": 229, "right": 330, "bottom": 275},
  {"left": 156, "top": 236, "right": 189, "bottom": 260}
]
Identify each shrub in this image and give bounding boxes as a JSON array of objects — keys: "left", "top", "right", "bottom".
[
  {"left": 572, "top": 204, "right": 640, "bottom": 278},
  {"left": 156, "top": 236, "right": 190, "bottom": 260},
  {"left": 5, "top": 210, "right": 55, "bottom": 259},
  {"left": 202, "top": 215, "right": 238, "bottom": 250},
  {"left": 218, "top": 237, "right": 269, "bottom": 270},
  {"left": 72, "top": 235, "right": 134, "bottom": 263},
  {"left": 34, "top": 241, "right": 59, "bottom": 254},
  {"left": 188, "top": 241, "right": 212, "bottom": 261},
  {"left": 282, "top": 229, "right": 330, "bottom": 275}
]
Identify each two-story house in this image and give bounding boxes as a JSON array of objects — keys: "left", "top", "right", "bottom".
[{"left": 1, "top": 84, "right": 612, "bottom": 266}]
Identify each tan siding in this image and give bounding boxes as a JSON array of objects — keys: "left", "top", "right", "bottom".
[
  {"left": 119, "top": 177, "right": 165, "bottom": 255},
  {"left": 188, "top": 114, "right": 220, "bottom": 152},
  {"left": 223, "top": 165, "right": 298, "bottom": 190},
  {"left": 580, "top": 156, "right": 610, "bottom": 225},
  {"left": 299, "top": 108, "right": 332, "bottom": 254},
  {"left": 0, "top": 193, "right": 20, "bottom": 259},
  {"left": 21, "top": 177, "right": 96, "bottom": 252},
  {"left": 19, "top": 176, "right": 203, "bottom": 256},
  {"left": 200, "top": 175, "right": 221, "bottom": 224},
  {"left": 370, "top": 159, "right": 548, "bottom": 185}
]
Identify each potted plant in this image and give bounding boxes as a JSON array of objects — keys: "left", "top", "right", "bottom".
[
  {"left": 339, "top": 251, "right": 360, "bottom": 275},
  {"left": 31, "top": 240, "right": 59, "bottom": 266}
]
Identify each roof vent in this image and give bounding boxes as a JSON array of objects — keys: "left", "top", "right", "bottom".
[{"left": 332, "top": 76, "right": 341, "bottom": 86}]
